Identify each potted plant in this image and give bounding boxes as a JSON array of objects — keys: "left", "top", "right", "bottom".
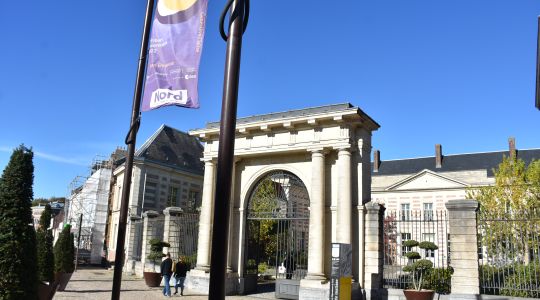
[
  {"left": 143, "top": 238, "right": 170, "bottom": 287},
  {"left": 53, "top": 224, "right": 75, "bottom": 292},
  {"left": 402, "top": 240, "right": 439, "bottom": 300}
]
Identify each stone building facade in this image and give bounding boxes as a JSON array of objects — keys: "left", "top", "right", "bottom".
[{"left": 106, "top": 125, "right": 204, "bottom": 266}]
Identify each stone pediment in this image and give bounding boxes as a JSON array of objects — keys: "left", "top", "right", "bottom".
[{"left": 385, "top": 169, "right": 468, "bottom": 191}]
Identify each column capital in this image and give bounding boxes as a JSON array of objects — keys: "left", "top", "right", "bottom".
[
  {"left": 163, "top": 207, "right": 184, "bottom": 216},
  {"left": 334, "top": 145, "right": 352, "bottom": 153},
  {"left": 201, "top": 157, "right": 217, "bottom": 164},
  {"left": 142, "top": 210, "right": 159, "bottom": 218},
  {"left": 445, "top": 199, "right": 479, "bottom": 212},
  {"left": 307, "top": 146, "right": 328, "bottom": 154}
]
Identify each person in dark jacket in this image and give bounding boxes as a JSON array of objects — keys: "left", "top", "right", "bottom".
[
  {"left": 160, "top": 253, "right": 173, "bottom": 297},
  {"left": 173, "top": 256, "right": 190, "bottom": 295}
]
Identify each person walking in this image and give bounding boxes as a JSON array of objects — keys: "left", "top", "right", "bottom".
[
  {"left": 173, "top": 256, "right": 190, "bottom": 296},
  {"left": 160, "top": 253, "right": 173, "bottom": 297}
]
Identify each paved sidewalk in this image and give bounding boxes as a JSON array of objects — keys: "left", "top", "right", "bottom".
[{"left": 53, "top": 267, "right": 272, "bottom": 300}]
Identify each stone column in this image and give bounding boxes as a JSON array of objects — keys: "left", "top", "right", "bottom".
[
  {"left": 445, "top": 199, "right": 480, "bottom": 296},
  {"left": 227, "top": 159, "right": 240, "bottom": 273},
  {"left": 306, "top": 148, "right": 326, "bottom": 280},
  {"left": 337, "top": 147, "right": 352, "bottom": 244},
  {"left": 363, "top": 201, "right": 384, "bottom": 300},
  {"left": 163, "top": 207, "right": 183, "bottom": 260},
  {"left": 141, "top": 210, "right": 159, "bottom": 270},
  {"left": 195, "top": 158, "right": 216, "bottom": 271}
]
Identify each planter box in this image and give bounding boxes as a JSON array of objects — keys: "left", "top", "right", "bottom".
[
  {"left": 403, "top": 289, "right": 435, "bottom": 300},
  {"left": 143, "top": 272, "right": 162, "bottom": 287}
]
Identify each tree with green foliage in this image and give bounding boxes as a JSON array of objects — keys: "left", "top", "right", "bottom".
[
  {"left": 248, "top": 178, "right": 283, "bottom": 266},
  {"left": 0, "top": 145, "right": 38, "bottom": 299},
  {"left": 54, "top": 224, "right": 75, "bottom": 274},
  {"left": 467, "top": 156, "right": 540, "bottom": 262},
  {"left": 36, "top": 204, "right": 54, "bottom": 283}
]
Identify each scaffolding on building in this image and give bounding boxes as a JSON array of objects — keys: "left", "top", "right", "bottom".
[{"left": 66, "top": 155, "right": 114, "bottom": 265}]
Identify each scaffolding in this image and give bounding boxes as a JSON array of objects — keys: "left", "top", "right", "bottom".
[{"left": 66, "top": 155, "right": 113, "bottom": 265}]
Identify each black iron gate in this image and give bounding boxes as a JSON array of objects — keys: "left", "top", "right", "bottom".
[{"left": 245, "top": 171, "right": 310, "bottom": 299}]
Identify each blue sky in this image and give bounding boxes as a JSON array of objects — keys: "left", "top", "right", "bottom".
[{"left": 0, "top": 1, "right": 539, "bottom": 198}]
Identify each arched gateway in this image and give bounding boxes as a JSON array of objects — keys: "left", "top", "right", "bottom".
[
  {"left": 187, "top": 103, "right": 380, "bottom": 299},
  {"left": 245, "top": 171, "right": 310, "bottom": 297}
]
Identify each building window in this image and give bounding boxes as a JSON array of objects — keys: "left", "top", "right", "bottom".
[
  {"left": 187, "top": 190, "right": 200, "bottom": 211},
  {"left": 423, "top": 203, "right": 433, "bottom": 221},
  {"left": 401, "top": 204, "right": 410, "bottom": 221},
  {"left": 422, "top": 233, "right": 436, "bottom": 258},
  {"left": 167, "top": 186, "right": 179, "bottom": 207},
  {"left": 401, "top": 233, "right": 412, "bottom": 254}
]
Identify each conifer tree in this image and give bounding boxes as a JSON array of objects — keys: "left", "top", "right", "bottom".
[
  {"left": 54, "top": 224, "right": 75, "bottom": 274},
  {"left": 36, "top": 204, "right": 55, "bottom": 283},
  {"left": 0, "top": 145, "right": 38, "bottom": 299}
]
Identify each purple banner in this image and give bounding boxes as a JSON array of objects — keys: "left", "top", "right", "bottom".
[{"left": 142, "top": 0, "right": 208, "bottom": 111}]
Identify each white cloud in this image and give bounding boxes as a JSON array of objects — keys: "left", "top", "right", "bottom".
[{"left": 0, "top": 146, "right": 87, "bottom": 166}]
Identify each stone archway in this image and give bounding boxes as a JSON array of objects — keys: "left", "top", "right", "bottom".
[
  {"left": 244, "top": 170, "right": 310, "bottom": 298},
  {"left": 187, "top": 103, "right": 380, "bottom": 298}
]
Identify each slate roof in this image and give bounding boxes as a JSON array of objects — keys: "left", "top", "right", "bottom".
[
  {"left": 204, "top": 103, "right": 380, "bottom": 129},
  {"left": 372, "top": 149, "right": 540, "bottom": 177},
  {"left": 134, "top": 125, "right": 204, "bottom": 175}
]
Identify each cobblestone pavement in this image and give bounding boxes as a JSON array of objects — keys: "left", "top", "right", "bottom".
[{"left": 53, "top": 267, "right": 274, "bottom": 300}]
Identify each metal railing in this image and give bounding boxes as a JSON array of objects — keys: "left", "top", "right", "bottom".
[
  {"left": 478, "top": 208, "right": 540, "bottom": 298},
  {"left": 383, "top": 209, "right": 451, "bottom": 294}
]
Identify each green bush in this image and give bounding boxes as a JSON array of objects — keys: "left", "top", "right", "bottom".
[
  {"left": 424, "top": 267, "right": 453, "bottom": 294},
  {"left": 258, "top": 262, "right": 268, "bottom": 274},
  {"left": 54, "top": 224, "right": 75, "bottom": 273},
  {"left": 500, "top": 263, "right": 540, "bottom": 298}
]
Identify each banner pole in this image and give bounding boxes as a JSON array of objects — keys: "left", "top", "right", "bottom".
[
  {"left": 536, "top": 16, "right": 540, "bottom": 110},
  {"left": 111, "top": 0, "right": 155, "bottom": 299},
  {"left": 209, "top": 0, "right": 246, "bottom": 298}
]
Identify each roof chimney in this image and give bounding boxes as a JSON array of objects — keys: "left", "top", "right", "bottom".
[
  {"left": 373, "top": 150, "right": 380, "bottom": 172},
  {"left": 435, "top": 144, "right": 442, "bottom": 168},
  {"left": 508, "top": 137, "right": 516, "bottom": 159}
]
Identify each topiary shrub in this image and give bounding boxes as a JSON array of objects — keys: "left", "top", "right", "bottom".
[
  {"left": 54, "top": 224, "right": 75, "bottom": 273},
  {"left": 147, "top": 238, "right": 170, "bottom": 272},
  {"left": 36, "top": 204, "right": 55, "bottom": 283},
  {"left": 0, "top": 145, "right": 38, "bottom": 299},
  {"left": 402, "top": 239, "right": 438, "bottom": 291}
]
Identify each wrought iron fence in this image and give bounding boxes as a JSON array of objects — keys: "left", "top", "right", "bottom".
[
  {"left": 131, "top": 219, "right": 144, "bottom": 261},
  {"left": 478, "top": 208, "right": 540, "bottom": 298},
  {"left": 170, "top": 212, "right": 199, "bottom": 267},
  {"left": 383, "top": 209, "right": 451, "bottom": 294}
]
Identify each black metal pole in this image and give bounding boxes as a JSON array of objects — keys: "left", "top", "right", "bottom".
[
  {"left": 209, "top": 0, "right": 245, "bottom": 298},
  {"left": 536, "top": 16, "right": 540, "bottom": 110},
  {"left": 75, "top": 213, "right": 83, "bottom": 271},
  {"left": 111, "top": 0, "right": 155, "bottom": 299}
]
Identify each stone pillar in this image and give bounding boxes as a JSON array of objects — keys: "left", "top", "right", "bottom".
[
  {"left": 446, "top": 199, "right": 480, "bottom": 296},
  {"left": 123, "top": 215, "right": 141, "bottom": 274},
  {"left": 306, "top": 148, "right": 326, "bottom": 280},
  {"left": 363, "top": 201, "right": 384, "bottom": 300},
  {"left": 141, "top": 210, "right": 159, "bottom": 271},
  {"left": 227, "top": 159, "right": 240, "bottom": 273},
  {"left": 337, "top": 147, "right": 352, "bottom": 244},
  {"left": 163, "top": 207, "right": 184, "bottom": 260},
  {"left": 195, "top": 158, "right": 216, "bottom": 271}
]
